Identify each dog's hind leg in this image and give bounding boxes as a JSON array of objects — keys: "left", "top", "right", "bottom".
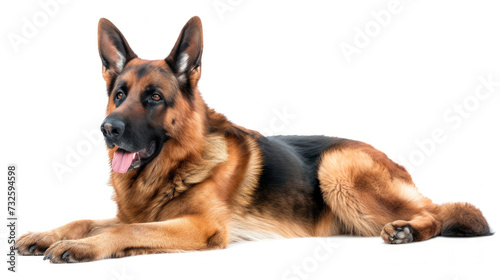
[{"left": 317, "top": 142, "right": 444, "bottom": 243}]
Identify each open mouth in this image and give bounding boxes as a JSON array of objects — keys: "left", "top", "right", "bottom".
[{"left": 111, "top": 141, "right": 157, "bottom": 173}]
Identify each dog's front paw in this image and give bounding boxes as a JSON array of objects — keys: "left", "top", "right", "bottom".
[
  {"left": 44, "top": 240, "right": 99, "bottom": 263},
  {"left": 16, "top": 231, "right": 61, "bottom": 256},
  {"left": 381, "top": 221, "right": 414, "bottom": 244}
]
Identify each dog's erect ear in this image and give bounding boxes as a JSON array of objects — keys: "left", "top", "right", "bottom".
[
  {"left": 165, "top": 16, "right": 203, "bottom": 89},
  {"left": 98, "top": 18, "right": 136, "bottom": 80}
]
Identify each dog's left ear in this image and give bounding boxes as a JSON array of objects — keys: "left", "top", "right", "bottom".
[{"left": 165, "top": 16, "right": 203, "bottom": 91}]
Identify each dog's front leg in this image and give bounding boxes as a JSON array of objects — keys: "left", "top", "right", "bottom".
[
  {"left": 16, "top": 218, "right": 122, "bottom": 256},
  {"left": 43, "top": 215, "right": 227, "bottom": 263}
]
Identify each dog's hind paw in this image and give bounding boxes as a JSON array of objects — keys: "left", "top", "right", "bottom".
[{"left": 381, "top": 222, "right": 414, "bottom": 244}]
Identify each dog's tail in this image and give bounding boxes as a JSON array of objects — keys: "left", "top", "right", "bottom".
[{"left": 436, "top": 202, "right": 493, "bottom": 237}]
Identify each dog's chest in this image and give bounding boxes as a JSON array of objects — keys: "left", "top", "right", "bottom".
[{"left": 113, "top": 135, "right": 230, "bottom": 223}]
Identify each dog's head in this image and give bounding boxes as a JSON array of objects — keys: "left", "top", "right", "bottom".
[{"left": 98, "top": 17, "right": 205, "bottom": 173}]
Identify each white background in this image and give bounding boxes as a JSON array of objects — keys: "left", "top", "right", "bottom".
[{"left": 1, "top": 0, "right": 499, "bottom": 279}]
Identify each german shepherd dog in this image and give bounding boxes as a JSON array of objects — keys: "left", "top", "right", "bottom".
[{"left": 16, "top": 17, "right": 492, "bottom": 263}]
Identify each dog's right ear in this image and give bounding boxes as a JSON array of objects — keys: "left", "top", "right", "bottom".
[{"left": 98, "top": 18, "right": 136, "bottom": 83}]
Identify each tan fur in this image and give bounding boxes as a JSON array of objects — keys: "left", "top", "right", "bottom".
[
  {"left": 317, "top": 144, "right": 449, "bottom": 242},
  {"left": 228, "top": 214, "right": 312, "bottom": 242},
  {"left": 318, "top": 147, "right": 391, "bottom": 236},
  {"left": 16, "top": 16, "right": 491, "bottom": 263},
  {"left": 231, "top": 137, "right": 263, "bottom": 211}
]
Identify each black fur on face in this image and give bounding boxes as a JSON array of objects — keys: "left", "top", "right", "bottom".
[{"left": 101, "top": 63, "right": 178, "bottom": 170}]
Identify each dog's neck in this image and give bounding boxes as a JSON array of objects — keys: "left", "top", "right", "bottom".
[{"left": 109, "top": 93, "right": 240, "bottom": 223}]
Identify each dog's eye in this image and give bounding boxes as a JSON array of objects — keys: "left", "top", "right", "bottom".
[
  {"left": 151, "top": 93, "right": 162, "bottom": 102},
  {"left": 116, "top": 92, "right": 124, "bottom": 100}
]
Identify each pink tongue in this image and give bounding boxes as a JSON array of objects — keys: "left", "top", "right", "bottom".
[{"left": 112, "top": 150, "right": 135, "bottom": 173}]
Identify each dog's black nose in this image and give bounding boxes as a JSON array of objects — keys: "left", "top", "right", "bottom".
[{"left": 101, "top": 118, "right": 125, "bottom": 139}]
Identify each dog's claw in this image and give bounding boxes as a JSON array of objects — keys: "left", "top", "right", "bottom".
[
  {"left": 28, "top": 245, "right": 36, "bottom": 253},
  {"left": 61, "top": 250, "right": 70, "bottom": 261},
  {"left": 43, "top": 253, "right": 52, "bottom": 261}
]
